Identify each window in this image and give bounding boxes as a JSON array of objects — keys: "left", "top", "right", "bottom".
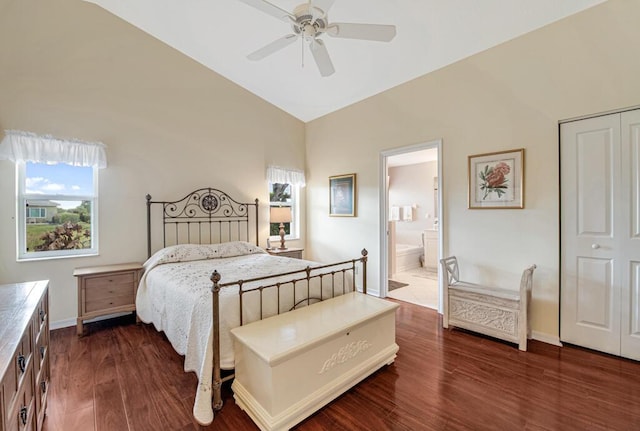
[
  {"left": 27, "top": 207, "right": 46, "bottom": 218},
  {"left": 269, "top": 182, "right": 299, "bottom": 240},
  {"left": 18, "top": 161, "right": 98, "bottom": 260}
]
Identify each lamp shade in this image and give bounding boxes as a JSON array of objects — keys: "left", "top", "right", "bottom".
[{"left": 270, "top": 206, "right": 292, "bottom": 223}]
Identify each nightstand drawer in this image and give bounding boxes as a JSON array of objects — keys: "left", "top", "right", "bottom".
[
  {"left": 85, "top": 272, "right": 135, "bottom": 290},
  {"left": 85, "top": 293, "right": 135, "bottom": 313},
  {"left": 85, "top": 279, "right": 134, "bottom": 301}
]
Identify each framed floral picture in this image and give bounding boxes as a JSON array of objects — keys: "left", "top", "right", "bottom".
[
  {"left": 468, "top": 149, "right": 524, "bottom": 209},
  {"left": 329, "top": 173, "right": 356, "bottom": 216}
]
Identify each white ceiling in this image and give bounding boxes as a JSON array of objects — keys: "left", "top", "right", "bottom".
[{"left": 84, "top": 0, "right": 605, "bottom": 122}]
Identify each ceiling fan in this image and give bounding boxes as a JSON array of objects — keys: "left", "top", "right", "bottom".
[{"left": 237, "top": 0, "right": 396, "bottom": 77}]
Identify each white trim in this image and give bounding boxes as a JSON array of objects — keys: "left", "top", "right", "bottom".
[
  {"left": 559, "top": 103, "right": 640, "bottom": 125},
  {"left": 532, "top": 331, "right": 563, "bottom": 347},
  {"left": 51, "top": 312, "right": 133, "bottom": 330},
  {"left": 379, "top": 140, "right": 443, "bottom": 312},
  {"left": 50, "top": 317, "right": 76, "bottom": 330},
  {"left": 16, "top": 161, "right": 99, "bottom": 261}
]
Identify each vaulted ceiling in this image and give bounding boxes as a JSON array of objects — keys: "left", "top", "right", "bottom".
[{"left": 84, "top": 0, "right": 605, "bottom": 122}]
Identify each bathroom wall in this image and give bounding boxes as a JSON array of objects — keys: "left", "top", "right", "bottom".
[{"left": 388, "top": 162, "right": 437, "bottom": 245}]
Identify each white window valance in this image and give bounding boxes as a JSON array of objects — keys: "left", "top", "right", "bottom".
[
  {"left": 0, "top": 130, "right": 107, "bottom": 168},
  {"left": 266, "top": 165, "right": 306, "bottom": 187}
]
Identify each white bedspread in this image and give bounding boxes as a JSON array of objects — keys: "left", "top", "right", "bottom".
[{"left": 136, "top": 242, "right": 353, "bottom": 425}]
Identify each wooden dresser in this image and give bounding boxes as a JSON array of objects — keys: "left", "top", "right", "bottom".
[{"left": 0, "top": 280, "right": 50, "bottom": 431}]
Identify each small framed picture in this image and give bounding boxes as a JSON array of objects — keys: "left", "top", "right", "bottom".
[
  {"left": 468, "top": 149, "right": 524, "bottom": 209},
  {"left": 329, "top": 173, "right": 356, "bottom": 217}
]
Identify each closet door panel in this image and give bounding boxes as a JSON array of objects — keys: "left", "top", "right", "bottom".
[{"left": 621, "top": 109, "right": 640, "bottom": 359}]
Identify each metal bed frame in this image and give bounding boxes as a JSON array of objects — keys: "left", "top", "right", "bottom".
[{"left": 146, "top": 188, "right": 367, "bottom": 413}]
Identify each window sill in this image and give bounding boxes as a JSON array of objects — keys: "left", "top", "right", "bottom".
[
  {"left": 269, "top": 235, "right": 300, "bottom": 241},
  {"left": 18, "top": 251, "right": 99, "bottom": 262}
]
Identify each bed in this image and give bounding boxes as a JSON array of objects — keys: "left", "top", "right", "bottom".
[{"left": 138, "top": 188, "right": 368, "bottom": 425}]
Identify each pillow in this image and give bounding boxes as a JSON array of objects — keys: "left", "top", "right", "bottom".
[
  {"left": 217, "top": 241, "right": 265, "bottom": 258},
  {"left": 144, "top": 241, "right": 266, "bottom": 272}
]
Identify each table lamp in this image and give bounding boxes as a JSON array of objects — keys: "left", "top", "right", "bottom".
[{"left": 270, "top": 206, "right": 292, "bottom": 250}]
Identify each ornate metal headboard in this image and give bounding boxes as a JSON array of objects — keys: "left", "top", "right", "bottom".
[{"left": 146, "top": 188, "right": 259, "bottom": 258}]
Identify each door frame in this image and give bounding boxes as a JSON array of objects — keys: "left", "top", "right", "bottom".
[{"left": 379, "top": 139, "right": 444, "bottom": 313}]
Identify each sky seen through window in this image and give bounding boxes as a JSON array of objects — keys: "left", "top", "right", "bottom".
[{"left": 26, "top": 162, "right": 93, "bottom": 209}]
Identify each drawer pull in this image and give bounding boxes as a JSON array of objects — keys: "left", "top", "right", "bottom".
[
  {"left": 17, "top": 354, "right": 26, "bottom": 373},
  {"left": 40, "top": 345, "right": 46, "bottom": 359},
  {"left": 19, "top": 406, "right": 27, "bottom": 425},
  {"left": 41, "top": 380, "right": 47, "bottom": 394},
  {"left": 40, "top": 309, "right": 45, "bottom": 322}
]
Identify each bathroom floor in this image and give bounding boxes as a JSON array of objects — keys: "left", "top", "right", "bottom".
[{"left": 387, "top": 267, "right": 439, "bottom": 310}]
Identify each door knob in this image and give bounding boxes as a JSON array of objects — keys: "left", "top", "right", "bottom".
[{"left": 592, "top": 244, "right": 600, "bottom": 249}]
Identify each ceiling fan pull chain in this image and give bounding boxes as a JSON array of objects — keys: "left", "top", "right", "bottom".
[{"left": 301, "top": 37, "right": 305, "bottom": 69}]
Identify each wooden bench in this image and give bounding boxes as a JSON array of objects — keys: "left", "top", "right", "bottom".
[
  {"left": 440, "top": 256, "right": 536, "bottom": 351},
  {"left": 230, "top": 292, "right": 399, "bottom": 431}
]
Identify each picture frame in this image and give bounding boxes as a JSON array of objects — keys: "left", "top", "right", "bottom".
[
  {"left": 329, "top": 173, "right": 357, "bottom": 217},
  {"left": 468, "top": 148, "right": 524, "bottom": 209}
]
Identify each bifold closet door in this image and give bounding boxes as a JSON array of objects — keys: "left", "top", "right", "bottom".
[
  {"left": 561, "top": 113, "right": 622, "bottom": 356},
  {"left": 620, "top": 109, "right": 640, "bottom": 360},
  {"left": 561, "top": 109, "right": 640, "bottom": 360}
]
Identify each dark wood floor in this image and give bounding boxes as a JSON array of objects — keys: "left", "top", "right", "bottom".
[{"left": 43, "top": 301, "right": 640, "bottom": 431}]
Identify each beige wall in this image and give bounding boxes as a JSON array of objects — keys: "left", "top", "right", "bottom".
[
  {"left": 0, "top": 0, "right": 305, "bottom": 325},
  {"left": 305, "top": 0, "right": 640, "bottom": 342}
]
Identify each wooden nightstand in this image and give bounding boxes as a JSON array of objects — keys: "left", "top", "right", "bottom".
[
  {"left": 266, "top": 247, "right": 304, "bottom": 259},
  {"left": 74, "top": 263, "right": 143, "bottom": 336}
]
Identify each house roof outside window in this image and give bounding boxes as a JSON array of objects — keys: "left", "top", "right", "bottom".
[{"left": 26, "top": 200, "right": 60, "bottom": 208}]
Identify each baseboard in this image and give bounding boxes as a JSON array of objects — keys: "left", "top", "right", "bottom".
[
  {"left": 51, "top": 312, "right": 133, "bottom": 331},
  {"left": 50, "top": 318, "right": 76, "bottom": 330},
  {"left": 532, "top": 331, "right": 562, "bottom": 347}
]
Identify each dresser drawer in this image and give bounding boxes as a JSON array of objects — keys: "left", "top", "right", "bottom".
[
  {"left": 4, "top": 329, "right": 33, "bottom": 419},
  {"left": 35, "top": 295, "right": 48, "bottom": 333},
  {"left": 17, "top": 328, "right": 33, "bottom": 403},
  {"left": 7, "top": 366, "right": 35, "bottom": 431},
  {"left": 35, "top": 354, "right": 49, "bottom": 430},
  {"left": 34, "top": 331, "right": 47, "bottom": 375},
  {"left": 3, "top": 354, "right": 17, "bottom": 419}
]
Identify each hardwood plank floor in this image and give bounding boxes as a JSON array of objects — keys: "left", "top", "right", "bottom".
[{"left": 43, "top": 302, "right": 640, "bottom": 431}]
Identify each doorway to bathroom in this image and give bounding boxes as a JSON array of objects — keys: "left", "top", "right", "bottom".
[{"left": 379, "top": 140, "right": 443, "bottom": 312}]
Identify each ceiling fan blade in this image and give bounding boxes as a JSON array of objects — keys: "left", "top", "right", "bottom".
[
  {"left": 313, "top": 0, "right": 336, "bottom": 15},
  {"left": 247, "top": 34, "right": 299, "bottom": 61},
  {"left": 326, "top": 23, "right": 396, "bottom": 42},
  {"left": 310, "top": 39, "right": 335, "bottom": 77},
  {"left": 310, "top": 0, "right": 336, "bottom": 21},
  {"left": 236, "top": 0, "right": 294, "bottom": 23}
]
